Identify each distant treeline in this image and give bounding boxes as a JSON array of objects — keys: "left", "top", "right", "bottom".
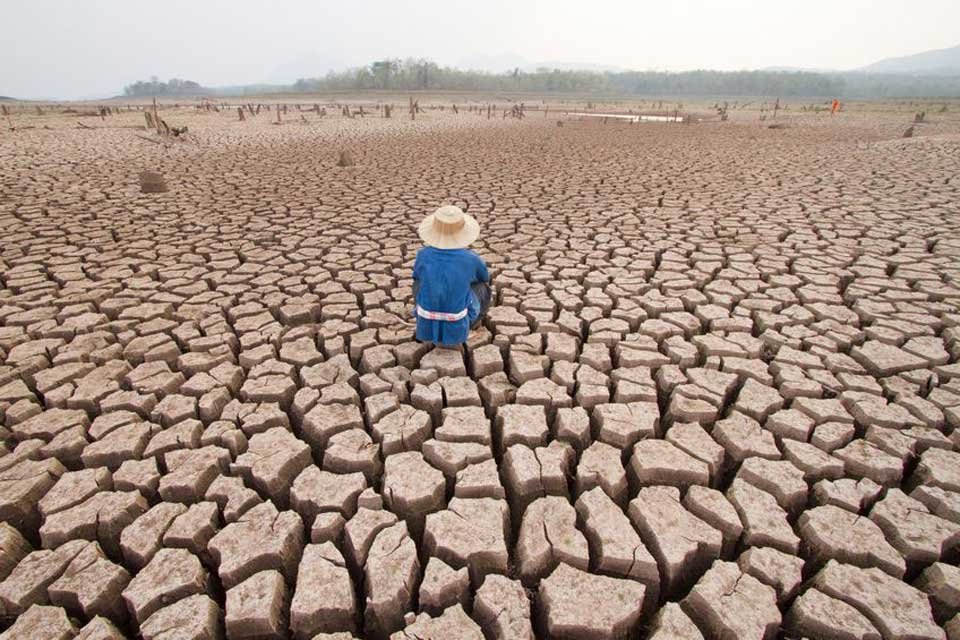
[
  {"left": 124, "top": 77, "right": 205, "bottom": 97},
  {"left": 290, "top": 58, "right": 960, "bottom": 98},
  {"left": 122, "top": 62, "right": 960, "bottom": 99}
]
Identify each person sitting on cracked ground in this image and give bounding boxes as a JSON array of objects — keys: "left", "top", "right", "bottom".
[{"left": 413, "top": 205, "right": 492, "bottom": 347}]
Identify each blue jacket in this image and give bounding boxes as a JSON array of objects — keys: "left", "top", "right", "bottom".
[{"left": 413, "top": 247, "right": 489, "bottom": 346}]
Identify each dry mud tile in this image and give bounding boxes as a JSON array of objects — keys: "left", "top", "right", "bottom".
[
  {"left": 646, "top": 601, "right": 705, "bottom": 640},
  {"left": 322, "top": 428, "right": 382, "bottom": 483},
  {"left": 478, "top": 372, "right": 516, "bottom": 412},
  {"left": 0, "top": 523, "right": 31, "bottom": 582},
  {"left": 122, "top": 547, "right": 208, "bottom": 625},
  {"left": 0, "top": 539, "right": 87, "bottom": 616},
  {"left": 494, "top": 404, "right": 549, "bottom": 453},
  {"left": 735, "top": 457, "right": 808, "bottom": 515},
  {"left": 382, "top": 451, "right": 446, "bottom": 531},
  {"left": 575, "top": 487, "right": 659, "bottom": 607},
  {"left": 290, "top": 543, "right": 356, "bottom": 638},
  {"left": 909, "top": 448, "right": 960, "bottom": 493},
  {"left": 40, "top": 490, "right": 147, "bottom": 559},
  {"left": 781, "top": 439, "right": 845, "bottom": 483},
  {"left": 516, "top": 495, "right": 589, "bottom": 585},
  {"left": 388, "top": 603, "right": 483, "bottom": 640},
  {"left": 737, "top": 545, "right": 805, "bottom": 604},
  {"left": 363, "top": 521, "right": 419, "bottom": 638},
  {"left": 502, "top": 441, "right": 572, "bottom": 509},
  {"left": 811, "top": 420, "right": 856, "bottom": 453},
  {"left": 434, "top": 406, "right": 491, "bottom": 446},
  {"left": 712, "top": 411, "right": 780, "bottom": 464},
  {"left": 207, "top": 501, "right": 304, "bottom": 589},
  {"left": 664, "top": 421, "right": 725, "bottom": 482},
  {"left": 204, "top": 474, "right": 262, "bottom": 524},
  {"left": 726, "top": 478, "right": 800, "bottom": 555},
  {"left": 200, "top": 421, "right": 248, "bottom": 459},
  {"left": 371, "top": 405, "right": 432, "bottom": 457},
  {"left": 0, "top": 454, "right": 66, "bottom": 535},
  {"left": 812, "top": 476, "right": 883, "bottom": 514},
  {"left": 575, "top": 440, "right": 628, "bottom": 505},
  {"left": 420, "top": 347, "right": 467, "bottom": 378},
  {"left": 112, "top": 457, "right": 161, "bottom": 500},
  {"left": 230, "top": 427, "right": 311, "bottom": 508},
  {"left": 785, "top": 588, "right": 882, "bottom": 640},
  {"left": 763, "top": 409, "right": 814, "bottom": 442},
  {"left": 682, "top": 485, "right": 744, "bottom": 557},
  {"left": 159, "top": 445, "right": 231, "bottom": 504},
  {"left": 628, "top": 484, "right": 723, "bottom": 598},
  {"left": 470, "top": 343, "right": 504, "bottom": 378},
  {"left": 120, "top": 502, "right": 187, "bottom": 570},
  {"left": 591, "top": 401, "right": 659, "bottom": 450},
  {"left": 290, "top": 467, "right": 366, "bottom": 525},
  {"left": 869, "top": 489, "right": 960, "bottom": 567},
  {"left": 80, "top": 421, "right": 154, "bottom": 470},
  {"left": 343, "top": 507, "right": 399, "bottom": 570},
  {"left": 46, "top": 541, "right": 129, "bottom": 622},
  {"left": 733, "top": 378, "right": 785, "bottom": 422},
  {"left": 629, "top": 439, "right": 710, "bottom": 491},
  {"left": 438, "top": 375, "right": 482, "bottom": 407},
  {"left": 792, "top": 397, "right": 855, "bottom": 426},
  {"left": 162, "top": 501, "right": 220, "bottom": 558},
  {"left": 300, "top": 402, "right": 363, "bottom": 452},
  {"left": 538, "top": 562, "right": 645, "bottom": 640},
  {"left": 799, "top": 504, "right": 905, "bottom": 578},
  {"left": 421, "top": 438, "right": 492, "bottom": 482},
  {"left": 812, "top": 560, "right": 943, "bottom": 640},
  {"left": 139, "top": 593, "right": 223, "bottom": 640},
  {"left": 10, "top": 407, "right": 89, "bottom": 442},
  {"left": 472, "top": 574, "right": 533, "bottom": 640},
  {"left": 454, "top": 459, "right": 505, "bottom": 500},
  {"left": 225, "top": 569, "right": 286, "bottom": 640},
  {"left": 142, "top": 418, "right": 203, "bottom": 459},
  {"left": 0, "top": 603, "right": 78, "bottom": 640},
  {"left": 418, "top": 556, "right": 469, "bottom": 616},
  {"left": 422, "top": 497, "right": 510, "bottom": 586},
  {"left": 911, "top": 486, "right": 960, "bottom": 525},
  {"left": 311, "top": 512, "right": 347, "bottom": 544},
  {"left": 554, "top": 406, "right": 591, "bottom": 451},
  {"left": 851, "top": 340, "right": 929, "bottom": 376},
  {"left": 833, "top": 439, "right": 904, "bottom": 487},
  {"left": 681, "top": 559, "right": 781, "bottom": 640},
  {"left": 914, "top": 562, "right": 960, "bottom": 624},
  {"left": 74, "top": 615, "right": 126, "bottom": 640}
]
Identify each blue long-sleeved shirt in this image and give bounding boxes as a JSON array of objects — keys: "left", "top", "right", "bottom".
[{"left": 412, "top": 247, "right": 489, "bottom": 345}]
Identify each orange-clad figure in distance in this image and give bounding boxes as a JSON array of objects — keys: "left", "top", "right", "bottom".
[{"left": 831, "top": 99, "right": 840, "bottom": 115}]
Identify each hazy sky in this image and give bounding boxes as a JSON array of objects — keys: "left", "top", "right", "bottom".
[{"left": 4, "top": 0, "right": 958, "bottom": 99}]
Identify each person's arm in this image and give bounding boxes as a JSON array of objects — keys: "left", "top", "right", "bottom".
[
  {"left": 413, "top": 251, "right": 422, "bottom": 281},
  {"left": 475, "top": 253, "right": 490, "bottom": 283}
]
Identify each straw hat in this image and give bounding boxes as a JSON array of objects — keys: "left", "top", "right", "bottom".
[{"left": 418, "top": 205, "right": 480, "bottom": 249}]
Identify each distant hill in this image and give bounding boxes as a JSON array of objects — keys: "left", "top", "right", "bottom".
[
  {"left": 861, "top": 44, "right": 960, "bottom": 75},
  {"left": 0, "top": 96, "right": 17, "bottom": 101}
]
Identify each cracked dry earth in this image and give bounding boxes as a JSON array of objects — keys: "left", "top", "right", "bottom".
[{"left": 1, "top": 103, "right": 960, "bottom": 640}]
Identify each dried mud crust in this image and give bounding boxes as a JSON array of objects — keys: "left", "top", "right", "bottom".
[{"left": 0, "top": 102, "right": 959, "bottom": 639}]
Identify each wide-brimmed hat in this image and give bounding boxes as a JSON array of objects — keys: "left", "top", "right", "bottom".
[{"left": 418, "top": 205, "right": 480, "bottom": 249}]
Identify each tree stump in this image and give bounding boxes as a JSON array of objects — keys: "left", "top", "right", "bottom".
[
  {"left": 337, "top": 151, "right": 355, "bottom": 167},
  {"left": 238, "top": 107, "right": 245, "bottom": 121},
  {"left": 903, "top": 125, "right": 915, "bottom": 138},
  {"left": 138, "top": 171, "right": 168, "bottom": 193}
]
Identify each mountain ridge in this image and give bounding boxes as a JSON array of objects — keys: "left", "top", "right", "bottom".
[{"left": 860, "top": 44, "right": 960, "bottom": 75}]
